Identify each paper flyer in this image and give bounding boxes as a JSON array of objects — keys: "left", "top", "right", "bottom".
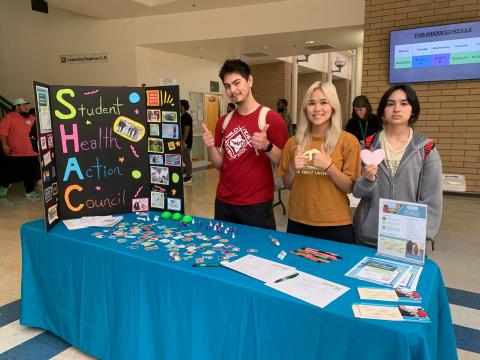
[{"left": 377, "top": 198, "right": 427, "bottom": 265}]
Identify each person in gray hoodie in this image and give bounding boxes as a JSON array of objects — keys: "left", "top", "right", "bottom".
[{"left": 353, "top": 84, "right": 443, "bottom": 248}]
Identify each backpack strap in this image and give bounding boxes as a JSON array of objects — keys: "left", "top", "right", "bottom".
[
  {"left": 222, "top": 110, "right": 235, "bottom": 131},
  {"left": 424, "top": 140, "right": 435, "bottom": 159},
  {"left": 223, "top": 106, "right": 271, "bottom": 131},
  {"left": 258, "top": 106, "right": 271, "bottom": 130},
  {"left": 364, "top": 133, "right": 376, "bottom": 150}
]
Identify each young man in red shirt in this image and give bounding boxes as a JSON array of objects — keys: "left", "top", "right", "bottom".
[
  {"left": 0, "top": 98, "right": 40, "bottom": 198},
  {"left": 202, "top": 59, "right": 289, "bottom": 229}
]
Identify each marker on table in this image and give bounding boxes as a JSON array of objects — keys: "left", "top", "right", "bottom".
[{"left": 274, "top": 272, "right": 299, "bottom": 283}]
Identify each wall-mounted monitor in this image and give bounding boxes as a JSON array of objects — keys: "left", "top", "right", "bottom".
[{"left": 389, "top": 21, "right": 480, "bottom": 84}]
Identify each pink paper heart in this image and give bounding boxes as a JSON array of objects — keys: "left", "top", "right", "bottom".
[{"left": 361, "top": 149, "right": 385, "bottom": 166}]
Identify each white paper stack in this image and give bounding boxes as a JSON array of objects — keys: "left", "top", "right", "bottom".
[{"left": 63, "top": 215, "right": 124, "bottom": 230}]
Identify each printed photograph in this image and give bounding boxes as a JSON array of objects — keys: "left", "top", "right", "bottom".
[
  {"left": 150, "top": 123, "right": 160, "bottom": 136},
  {"left": 43, "top": 151, "right": 52, "bottom": 166},
  {"left": 162, "top": 124, "right": 179, "bottom": 139},
  {"left": 40, "top": 136, "right": 47, "bottom": 150},
  {"left": 44, "top": 186, "right": 53, "bottom": 203},
  {"left": 164, "top": 153, "right": 182, "bottom": 167},
  {"left": 167, "top": 197, "right": 181, "bottom": 211},
  {"left": 52, "top": 182, "right": 58, "bottom": 195},
  {"left": 149, "top": 154, "right": 163, "bottom": 165},
  {"left": 43, "top": 170, "right": 50, "bottom": 183},
  {"left": 147, "top": 109, "right": 161, "bottom": 123},
  {"left": 113, "top": 116, "right": 145, "bottom": 142},
  {"left": 132, "top": 198, "right": 149, "bottom": 212},
  {"left": 148, "top": 138, "right": 164, "bottom": 153},
  {"left": 405, "top": 240, "right": 424, "bottom": 259},
  {"left": 47, "top": 134, "right": 54, "bottom": 148},
  {"left": 162, "top": 111, "right": 178, "bottom": 123},
  {"left": 151, "top": 191, "right": 165, "bottom": 209},
  {"left": 150, "top": 166, "right": 169, "bottom": 185},
  {"left": 47, "top": 204, "right": 58, "bottom": 224}
]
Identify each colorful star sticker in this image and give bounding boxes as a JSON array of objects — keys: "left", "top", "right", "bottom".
[
  {"left": 118, "top": 156, "right": 125, "bottom": 163},
  {"left": 134, "top": 108, "right": 139, "bottom": 115},
  {"left": 175, "top": 141, "right": 181, "bottom": 147},
  {"left": 171, "top": 189, "right": 177, "bottom": 196},
  {"left": 86, "top": 120, "right": 92, "bottom": 125},
  {"left": 95, "top": 186, "right": 102, "bottom": 191}
]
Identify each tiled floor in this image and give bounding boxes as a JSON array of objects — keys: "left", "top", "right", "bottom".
[{"left": 1, "top": 169, "right": 479, "bottom": 359}]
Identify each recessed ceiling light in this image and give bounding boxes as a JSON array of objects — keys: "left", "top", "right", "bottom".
[{"left": 304, "top": 40, "right": 315, "bottom": 45}]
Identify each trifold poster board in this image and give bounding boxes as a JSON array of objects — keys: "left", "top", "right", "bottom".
[
  {"left": 33, "top": 82, "right": 184, "bottom": 231},
  {"left": 377, "top": 198, "right": 427, "bottom": 265}
]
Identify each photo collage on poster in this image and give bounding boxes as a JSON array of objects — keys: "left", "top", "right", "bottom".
[
  {"left": 145, "top": 87, "right": 184, "bottom": 212},
  {"left": 34, "top": 84, "right": 59, "bottom": 227},
  {"left": 34, "top": 83, "right": 184, "bottom": 231}
]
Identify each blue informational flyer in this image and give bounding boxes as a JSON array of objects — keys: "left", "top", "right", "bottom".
[
  {"left": 345, "top": 256, "right": 423, "bottom": 291},
  {"left": 377, "top": 198, "right": 427, "bottom": 265}
]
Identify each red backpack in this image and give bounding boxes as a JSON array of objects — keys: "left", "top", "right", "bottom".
[{"left": 364, "top": 133, "right": 435, "bottom": 159}]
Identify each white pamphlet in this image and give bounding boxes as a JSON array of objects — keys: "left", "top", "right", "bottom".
[
  {"left": 266, "top": 271, "right": 349, "bottom": 308},
  {"left": 222, "top": 254, "right": 297, "bottom": 283},
  {"left": 63, "top": 215, "right": 123, "bottom": 230}
]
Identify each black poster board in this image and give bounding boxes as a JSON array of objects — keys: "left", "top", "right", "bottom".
[{"left": 34, "top": 83, "right": 184, "bottom": 231}]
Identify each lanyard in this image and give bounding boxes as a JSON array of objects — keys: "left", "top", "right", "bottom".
[{"left": 358, "top": 118, "right": 369, "bottom": 141}]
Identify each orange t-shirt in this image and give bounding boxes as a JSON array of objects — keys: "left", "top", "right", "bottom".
[
  {"left": 278, "top": 131, "right": 361, "bottom": 226},
  {"left": 0, "top": 112, "right": 37, "bottom": 156}
]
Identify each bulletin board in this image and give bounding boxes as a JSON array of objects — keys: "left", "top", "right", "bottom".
[{"left": 33, "top": 82, "right": 184, "bottom": 231}]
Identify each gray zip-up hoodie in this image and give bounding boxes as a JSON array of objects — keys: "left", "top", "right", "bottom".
[{"left": 352, "top": 130, "right": 443, "bottom": 247}]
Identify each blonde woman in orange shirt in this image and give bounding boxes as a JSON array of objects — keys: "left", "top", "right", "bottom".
[{"left": 279, "top": 81, "right": 361, "bottom": 243}]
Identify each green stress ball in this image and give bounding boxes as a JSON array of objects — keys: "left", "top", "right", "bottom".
[
  {"left": 161, "top": 211, "right": 172, "bottom": 219},
  {"left": 172, "top": 212, "right": 182, "bottom": 221},
  {"left": 181, "top": 215, "right": 193, "bottom": 223}
]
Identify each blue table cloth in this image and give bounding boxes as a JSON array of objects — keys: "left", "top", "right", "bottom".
[{"left": 20, "top": 214, "right": 457, "bottom": 360}]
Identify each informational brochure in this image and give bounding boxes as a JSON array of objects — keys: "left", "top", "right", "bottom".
[
  {"left": 377, "top": 198, "right": 427, "bottom": 265},
  {"left": 222, "top": 254, "right": 297, "bottom": 283},
  {"left": 353, "top": 303, "right": 430, "bottom": 322},
  {"left": 266, "top": 271, "right": 350, "bottom": 308},
  {"left": 63, "top": 215, "right": 124, "bottom": 230},
  {"left": 345, "top": 257, "right": 422, "bottom": 291},
  {"left": 358, "top": 287, "right": 422, "bottom": 303}
]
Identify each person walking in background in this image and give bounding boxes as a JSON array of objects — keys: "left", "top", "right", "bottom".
[
  {"left": 277, "top": 98, "right": 293, "bottom": 136},
  {"left": 279, "top": 81, "right": 361, "bottom": 244},
  {"left": 353, "top": 84, "right": 443, "bottom": 248},
  {"left": 180, "top": 99, "right": 193, "bottom": 184},
  {"left": 202, "top": 59, "right": 288, "bottom": 229},
  {"left": 0, "top": 98, "right": 40, "bottom": 198},
  {"left": 345, "top": 95, "right": 382, "bottom": 148}
]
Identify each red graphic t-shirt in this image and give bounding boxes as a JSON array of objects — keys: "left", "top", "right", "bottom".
[{"left": 214, "top": 106, "right": 288, "bottom": 205}]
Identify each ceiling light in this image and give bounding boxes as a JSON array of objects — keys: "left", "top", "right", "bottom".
[{"left": 304, "top": 40, "right": 315, "bottom": 45}]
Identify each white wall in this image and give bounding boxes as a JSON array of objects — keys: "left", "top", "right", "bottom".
[
  {"left": 135, "top": 46, "right": 226, "bottom": 105},
  {"left": 0, "top": 0, "right": 137, "bottom": 103}
]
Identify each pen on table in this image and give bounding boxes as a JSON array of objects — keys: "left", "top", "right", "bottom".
[{"left": 274, "top": 272, "right": 299, "bottom": 283}]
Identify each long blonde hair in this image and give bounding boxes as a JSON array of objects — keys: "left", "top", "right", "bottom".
[{"left": 295, "top": 81, "right": 342, "bottom": 155}]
